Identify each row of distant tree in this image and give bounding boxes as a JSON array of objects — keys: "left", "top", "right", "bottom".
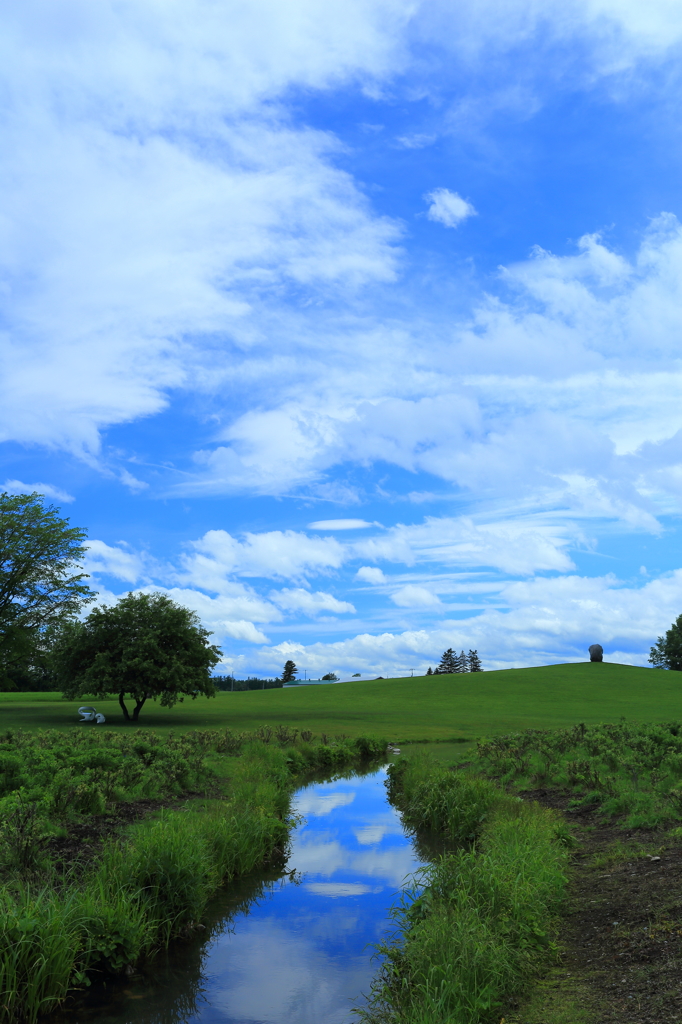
[
  {"left": 426, "top": 648, "right": 483, "bottom": 675},
  {"left": 212, "top": 661, "right": 341, "bottom": 690},
  {"left": 213, "top": 676, "right": 282, "bottom": 691}
]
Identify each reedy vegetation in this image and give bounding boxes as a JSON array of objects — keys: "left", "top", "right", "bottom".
[
  {"left": 475, "top": 720, "right": 682, "bottom": 826},
  {"left": 359, "top": 755, "right": 570, "bottom": 1024},
  {"left": 0, "top": 727, "right": 385, "bottom": 1023}
]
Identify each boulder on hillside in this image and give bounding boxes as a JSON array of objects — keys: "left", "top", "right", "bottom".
[{"left": 589, "top": 643, "right": 603, "bottom": 662}]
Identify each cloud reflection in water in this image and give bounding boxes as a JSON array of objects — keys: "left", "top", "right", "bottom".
[{"left": 201, "top": 768, "right": 423, "bottom": 1023}]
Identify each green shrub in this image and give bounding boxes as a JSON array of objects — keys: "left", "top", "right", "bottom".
[{"left": 0, "top": 794, "right": 52, "bottom": 874}]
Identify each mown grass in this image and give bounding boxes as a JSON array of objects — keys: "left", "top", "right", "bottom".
[
  {"left": 0, "top": 661, "right": 674, "bottom": 740},
  {"left": 0, "top": 728, "right": 385, "bottom": 1023},
  {"left": 359, "top": 755, "right": 570, "bottom": 1024}
]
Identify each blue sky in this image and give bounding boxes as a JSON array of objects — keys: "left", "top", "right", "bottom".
[{"left": 3, "top": 0, "right": 682, "bottom": 677}]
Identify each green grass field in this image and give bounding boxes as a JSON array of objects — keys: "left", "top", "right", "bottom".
[{"left": 1, "top": 661, "right": 679, "bottom": 740}]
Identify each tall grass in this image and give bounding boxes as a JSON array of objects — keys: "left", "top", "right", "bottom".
[
  {"left": 386, "top": 754, "right": 503, "bottom": 840},
  {"left": 359, "top": 757, "right": 569, "bottom": 1024},
  {"left": 0, "top": 886, "right": 82, "bottom": 1024}
]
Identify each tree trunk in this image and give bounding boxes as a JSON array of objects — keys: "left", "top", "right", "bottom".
[
  {"left": 131, "top": 695, "right": 147, "bottom": 721},
  {"left": 119, "top": 691, "right": 131, "bottom": 721}
]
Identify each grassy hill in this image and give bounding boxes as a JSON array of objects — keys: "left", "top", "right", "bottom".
[{"left": 1, "top": 661, "right": 678, "bottom": 740}]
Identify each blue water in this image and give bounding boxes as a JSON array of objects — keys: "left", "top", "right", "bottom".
[{"left": 70, "top": 766, "right": 427, "bottom": 1024}]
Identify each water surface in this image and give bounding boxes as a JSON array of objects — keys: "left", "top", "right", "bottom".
[{"left": 71, "top": 766, "right": 426, "bottom": 1024}]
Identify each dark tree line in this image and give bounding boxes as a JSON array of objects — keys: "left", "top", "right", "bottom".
[
  {"left": 213, "top": 676, "right": 283, "bottom": 691},
  {"left": 213, "top": 660, "right": 308, "bottom": 689},
  {"left": 425, "top": 648, "right": 482, "bottom": 675}
]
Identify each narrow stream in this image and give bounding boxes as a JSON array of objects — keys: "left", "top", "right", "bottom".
[{"left": 69, "top": 764, "right": 430, "bottom": 1024}]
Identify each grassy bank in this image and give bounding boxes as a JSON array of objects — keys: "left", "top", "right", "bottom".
[
  {"left": 382, "top": 720, "right": 682, "bottom": 1023},
  {"left": 0, "top": 662, "right": 675, "bottom": 740},
  {"left": 0, "top": 727, "right": 385, "bottom": 1023},
  {"left": 360, "top": 755, "right": 570, "bottom": 1023}
]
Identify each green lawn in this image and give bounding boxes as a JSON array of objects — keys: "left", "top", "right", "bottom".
[{"left": 1, "top": 662, "right": 679, "bottom": 740}]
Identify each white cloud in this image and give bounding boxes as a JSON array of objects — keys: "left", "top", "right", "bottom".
[
  {"left": 2, "top": 479, "right": 75, "bottom": 503},
  {"left": 356, "top": 566, "right": 387, "bottom": 584},
  {"left": 183, "top": 529, "right": 346, "bottom": 584},
  {"left": 417, "top": 0, "right": 682, "bottom": 68},
  {"left": 270, "top": 588, "right": 355, "bottom": 615},
  {"left": 424, "top": 188, "right": 477, "bottom": 228},
  {"left": 217, "top": 619, "right": 271, "bottom": 644},
  {"left": 308, "top": 519, "right": 374, "bottom": 530},
  {"left": 139, "top": 583, "right": 278, "bottom": 628},
  {"left": 84, "top": 540, "right": 146, "bottom": 583},
  {"left": 390, "top": 584, "right": 442, "bottom": 607},
  {"left": 354, "top": 515, "right": 578, "bottom": 575},
  {"left": 177, "top": 218, "right": 682, "bottom": 533},
  {"left": 0, "top": 1, "right": 406, "bottom": 460},
  {"left": 3, "top": 0, "right": 680, "bottom": 470},
  {"left": 253, "top": 570, "right": 682, "bottom": 675}
]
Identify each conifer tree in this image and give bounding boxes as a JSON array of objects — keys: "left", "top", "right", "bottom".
[
  {"left": 468, "top": 649, "right": 482, "bottom": 672},
  {"left": 437, "top": 648, "right": 457, "bottom": 674},
  {"left": 456, "top": 650, "right": 468, "bottom": 673},
  {"left": 281, "top": 660, "right": 298, "bottom": 682},
  {"left": 426, "top": 666, "right": 433, "bottom": 676}
]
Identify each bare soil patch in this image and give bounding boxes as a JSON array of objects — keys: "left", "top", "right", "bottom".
[
  {"left": 517, "top": 789, "right": 682, "bottom": 1023},
  {"left": 45, "top": 794, "right": 203, "bottom": 872}
]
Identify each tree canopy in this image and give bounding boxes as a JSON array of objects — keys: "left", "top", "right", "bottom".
[
  {"left": 56, "top": 591, "right": 222, "bottom": 720},
  {"left": 0, "top": 491, "right": 93, "bottom": 690},
  {"left": 649, "top": 615, "right": 682, "bottom": 671}
]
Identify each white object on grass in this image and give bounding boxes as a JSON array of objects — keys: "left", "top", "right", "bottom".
[{"left": 78, "top": 706, "right": 105, "bottom": 723}]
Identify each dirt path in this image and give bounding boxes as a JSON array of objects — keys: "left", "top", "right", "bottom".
[{"left": 511, "top": 791, "right": 682, "bottom": 1023}]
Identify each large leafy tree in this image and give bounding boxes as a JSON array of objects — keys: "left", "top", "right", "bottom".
[
  {"left": 0, "top": 491, "right": 93, "bottom": 690},
  {"left": 56, "top": 592, "right": 222, "bottom": 721},
  {"left": 649, "top": 615, "right": 682, "bottom": 670}
]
